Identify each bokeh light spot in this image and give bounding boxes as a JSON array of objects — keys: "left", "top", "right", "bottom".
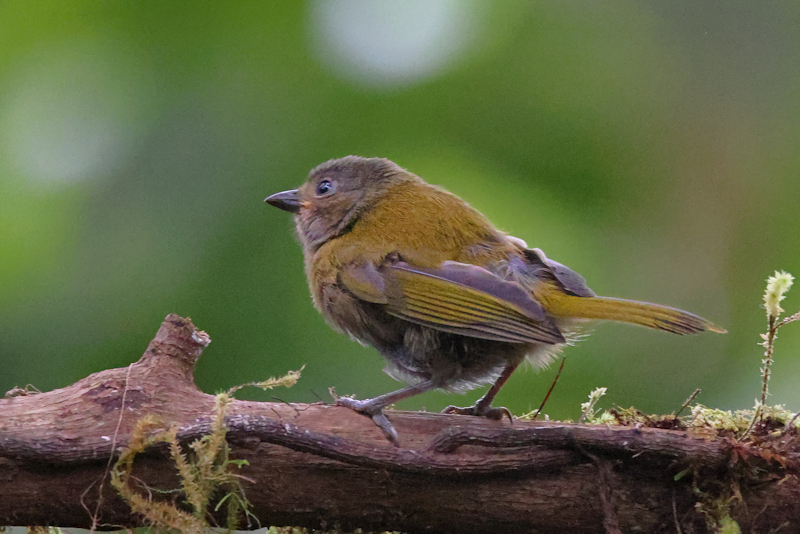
[
  {"left": 0, "top": 39, "right": 157, "bottom": 188},
  {"left": 309, "top": 0, "right": 482, "bottom": 88}
]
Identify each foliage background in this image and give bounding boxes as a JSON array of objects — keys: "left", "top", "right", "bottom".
[{"left": 1, "top": 1, "right": 798, "bottom": 421}]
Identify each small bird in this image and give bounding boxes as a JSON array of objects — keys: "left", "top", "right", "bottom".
[{"left": 266, "top": 156, "right": 724, "bottom": 444}]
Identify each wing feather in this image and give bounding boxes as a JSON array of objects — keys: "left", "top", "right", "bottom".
[{"left": 383, "top": 261, "right": 564, "bottom": 344}]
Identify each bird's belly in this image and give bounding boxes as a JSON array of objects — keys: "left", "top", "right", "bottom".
[
  {"left": 386, "top": 326, "right": 531, "bottom": 391},
  {"left": 316, "top": 281, "right": 555, "bottom": 393}
]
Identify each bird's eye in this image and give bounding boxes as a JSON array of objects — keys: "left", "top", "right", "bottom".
[{"left": 315, "top": 179, "right": 336, "bottom": 197}]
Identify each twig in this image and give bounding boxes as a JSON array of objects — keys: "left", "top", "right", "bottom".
[
  {"left": 676, "top": 388, "right": 701, "bottom": 419},
  {"left": 783, "top": 412, "right": 800, "bottom": 434},
  {"left": 85, "top": 362, "right": 135, "bottom": 533},
  {"left": 672, "top": 488, "right": 683, "bottom": 534},
  {"left": 531, "top": 356, "right": 566, "bottom": 420}
]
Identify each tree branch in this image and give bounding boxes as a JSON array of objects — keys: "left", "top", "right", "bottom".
[{"left": 1, "top": 314, "right": 798, "bottom": 533}]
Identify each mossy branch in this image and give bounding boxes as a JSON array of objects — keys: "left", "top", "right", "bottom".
[{"left": 3, "top": 314, "right": 800, "bottom": 534}]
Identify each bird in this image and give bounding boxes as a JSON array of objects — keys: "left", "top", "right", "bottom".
[{"left": 265, "top": 156, "right": 725, "bottom": 444}]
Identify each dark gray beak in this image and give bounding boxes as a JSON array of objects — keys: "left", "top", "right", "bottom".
[{"left": 265, "top": 189, "right": 302, "bottom": 213}]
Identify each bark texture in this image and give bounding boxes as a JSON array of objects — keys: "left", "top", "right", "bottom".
[{"left": 1, "top": 314, "right": 798, "bottom": 533}]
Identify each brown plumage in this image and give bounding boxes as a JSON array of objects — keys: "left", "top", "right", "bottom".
[{"left": 266, "top": 156, "right": 725, "bottom": 444}]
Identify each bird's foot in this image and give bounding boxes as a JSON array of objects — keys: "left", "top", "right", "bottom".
[
  {"left": 336, "top": 397, "right": 399, "bottom": 446},
  {"left": 441, "top": 403, "right": 514, "bottom": 423}
]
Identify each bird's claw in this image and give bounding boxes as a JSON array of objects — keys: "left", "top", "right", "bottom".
[
  {"left": 441, "top": 404, "right": 514, "bottom": 424},
  {"left": 370, "top": 412, "right": 399, "bottom": 445},
  {"left": 336, "top": 397, "right": 399, "bottom": 446}
]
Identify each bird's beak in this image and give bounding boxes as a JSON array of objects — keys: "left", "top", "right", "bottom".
[{"left": 265, "top": 189, "right": 302, "bottom": 213}]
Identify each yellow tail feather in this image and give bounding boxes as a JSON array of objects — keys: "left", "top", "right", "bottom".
[{"left": 542, "top": 294, "right": 726, "bottom": 335}]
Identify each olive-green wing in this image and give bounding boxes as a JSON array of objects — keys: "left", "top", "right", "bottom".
[{"left": 339, "top": 260, "right": 564, "bottom": 344}]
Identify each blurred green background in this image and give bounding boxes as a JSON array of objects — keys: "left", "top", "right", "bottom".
[{"left": 1, "top": 1, "right": 798, "bottom": 421}]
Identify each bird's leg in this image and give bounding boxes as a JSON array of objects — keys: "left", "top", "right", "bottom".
[
  {"left": 441, "top": 361, "right": 521, "bottom": 422},
  {"left": 336, "top": 380, "right": 437, "bottom": 446}
]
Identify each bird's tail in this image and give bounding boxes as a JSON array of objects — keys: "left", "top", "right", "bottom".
[{"left": 541, "top": 293, "right": 726, "bottom": 335}]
